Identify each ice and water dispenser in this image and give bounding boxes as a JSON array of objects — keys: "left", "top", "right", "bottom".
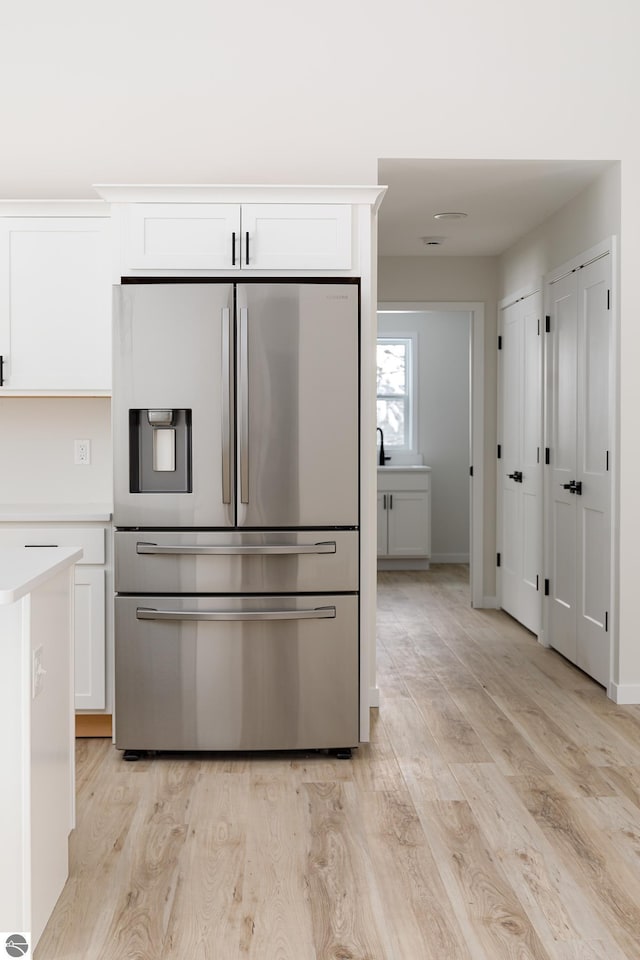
[{"left": 129, "top": 408, "right": 192, "bottom": 493}]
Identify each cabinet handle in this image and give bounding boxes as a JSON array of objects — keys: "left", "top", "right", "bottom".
[
  {"left": 389, "top": 494, "right": 393, "bottom": 509},
  {"left": 245, "top": 231, "right": 250, "bottom": 266},
  {"left": 0, "top": 354, "right": 4, "bottom": 386},
  {"left": 231, "top": 232, "right": 236, "bottom": 266},
  {"left": 383, "top": 494, "right": 387, "bottom": 509}
]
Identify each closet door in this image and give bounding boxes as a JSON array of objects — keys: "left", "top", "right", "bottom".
[
  {"left": 546, "top": 255, "right": 611, "bottom": 685},
  {"left": 499, "top": 292, "right": 542, "bottom": 634}
]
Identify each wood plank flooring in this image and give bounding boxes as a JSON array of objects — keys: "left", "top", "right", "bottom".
[{"left": 35, "top": 566, "right": 640, "bottom": 959}]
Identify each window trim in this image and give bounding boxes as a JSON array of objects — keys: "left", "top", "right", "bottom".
[{"left": 376, "top": 332, "right": 418, "bottom": 454}]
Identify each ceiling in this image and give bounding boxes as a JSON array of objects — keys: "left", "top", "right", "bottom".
[{"left": 377, "top": 158, "right": 614, "bottom": 258}]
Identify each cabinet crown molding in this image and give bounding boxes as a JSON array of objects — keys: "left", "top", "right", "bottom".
[{"left": 93, "top": 183, "right": 387, "bottom": 210}]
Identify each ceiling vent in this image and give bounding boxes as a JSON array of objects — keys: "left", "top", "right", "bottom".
[{"left": 420, "top": 236, "right": 446, "bottom": 246}]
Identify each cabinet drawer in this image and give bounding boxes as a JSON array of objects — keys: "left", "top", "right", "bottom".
[{"left": 0, "top": 526, "right": 105, "bottom": 564}]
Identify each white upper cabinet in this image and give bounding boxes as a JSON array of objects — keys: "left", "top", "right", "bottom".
[
  {"left": 0, "top": 215, "right": 112, "bottom": 393},
  {"left": 240, "top": 204, "right": 352, "bottom": 270},
  {"left": 122, "top": 201, "right": 352, "bottom": 272},
  {"left": 125, "top": 203, "right": 241, "bottom": 270}
]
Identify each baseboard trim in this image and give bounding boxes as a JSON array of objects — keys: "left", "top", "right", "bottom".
[
  {"left": 430, "top": 553, "right": 470, "bottom": 564},
  {"left": 609, "top": 683, "right": 640, "bottom": 705},
  {"left": 369, "top": 686, "right": 380, "bottom": 708},
  {"left": 377, "top": 558, "right": 430, "bottom": 571},
  {"left": 76, "top": 714, "right": 113, "bottom": 738}
]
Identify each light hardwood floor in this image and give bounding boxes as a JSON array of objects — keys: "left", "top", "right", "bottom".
[{"left": 36, "top": 566, "right": 640, "bottom": 959}]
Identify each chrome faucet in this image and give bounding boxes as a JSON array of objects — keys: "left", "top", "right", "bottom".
[{"left": 377, "top": 427, "right": 391, "bottom": 466}]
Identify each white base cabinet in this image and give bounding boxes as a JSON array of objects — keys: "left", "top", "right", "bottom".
[
  {"left": 0, "top": 525, "right": 107, "bottom": 709},
  {"left": 377, "top": 468, "right": 431, "bottom": 563}
]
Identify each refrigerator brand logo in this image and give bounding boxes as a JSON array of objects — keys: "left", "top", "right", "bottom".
[{"left": 327, "top": 295, "right": 348, "bottom": 299}]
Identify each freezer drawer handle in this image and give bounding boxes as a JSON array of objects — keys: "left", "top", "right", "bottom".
[
  {"left": 136, "top": 606, "right": 337, "bottom": 622},
  {"left": 135, "top": 541, "right": 337, "bottom": 556}
]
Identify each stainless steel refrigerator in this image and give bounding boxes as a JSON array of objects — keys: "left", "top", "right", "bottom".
[{"left": 113, "top": 280, "right": 360, "bottom": 755}]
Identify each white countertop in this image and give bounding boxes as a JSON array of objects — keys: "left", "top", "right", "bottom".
[
  {"left": 0, "top": 503, "right": 112, "bottom": 522},
  {"left": 0, "top": 546, "right": 83, "bottom": 604}
]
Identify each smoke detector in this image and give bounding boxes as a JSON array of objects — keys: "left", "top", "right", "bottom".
[{"left": 420, "top": 236, "right": 446, "bottom": 246}]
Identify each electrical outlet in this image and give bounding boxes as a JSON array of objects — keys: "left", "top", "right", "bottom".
[
  {"left": 32, "top": 646, "right": 46, "bottom": 699},
  {"left": 74, "top": 438, "right": 91, "bottom": 465}
]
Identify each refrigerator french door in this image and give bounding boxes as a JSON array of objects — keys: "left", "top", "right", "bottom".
[{"left": 113, "top": 280, "right": 360, "bottom": 754}]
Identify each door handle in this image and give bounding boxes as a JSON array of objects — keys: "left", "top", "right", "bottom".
[
  {"left": 239, "top": 306, "right": 249, "bottom": 503},
  {"left": 221, "top": 306, "right": 232, "bottom": 504},
  {"left": 136, "top": 606, "right": 337, "bottom": 622},
  {"left": 0, "top": 354, "right": 4, "bottom": 386},
  {"left": 507, "top": 471, "right": 523, "bottom": 483},
  {"left": 135, "top": 541, "right": 337, "bottom": 556},
  {"left": 561, "top": 480, "right": 583, "bottom": 495},
  {"left": 245, "top": 231, "right": 250, "bottom": 266}
]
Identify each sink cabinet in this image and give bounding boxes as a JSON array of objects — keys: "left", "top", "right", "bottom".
[{"left": 377, "top": 468, "right": 431, "bottom": 565}]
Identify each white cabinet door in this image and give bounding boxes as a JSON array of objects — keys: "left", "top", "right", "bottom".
[
  {"left": 499, "top": 292, "right": 542, "bottom": 634},
  {"left": 122, "top": 202, "right": 352, "bottom": 272},
  {"left": 0, "top": 218, "right": 112, "bottom": 392},
  {"left": 377, "top": 492, "right": 388, "bottom": 556},
  {"left": 125, "top": 203, "right": 241, "bottom": 270},
  {"left": 241, "top": 204, "right": 352, "bottom": 270},
  {"left": 73, "top": 566, "right": 106, "bottom": 710},
  {"left": 546, "top": 254, "right": 611, "bottom": 685},
  {"left": 386, "top": 492, "right": 430, "bottom": 557}
]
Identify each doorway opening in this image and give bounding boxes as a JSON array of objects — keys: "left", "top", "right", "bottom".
[{"left": 377, "top": 302, "right": 485, "bottom": 607}]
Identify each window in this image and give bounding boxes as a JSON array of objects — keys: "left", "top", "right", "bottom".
[{"left": 376, "top": 336, "right": 416, "bottom": 450}]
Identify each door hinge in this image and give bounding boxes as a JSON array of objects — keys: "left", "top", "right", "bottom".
[
  {"left": 607, "top": 289, "right": 611, "bottom": 310},
  {"left": 544, "top": 578, "right": 550, "bottom": 596},
  {"left": 498, "top": 335, "right": 502, "bottom": 350},
  {"left": 605, "top": 611, "right": 609, "bottom": 632},
  {"left": 545, "top": 315, "right": 551, "bottom": 333},
  {"left": 470, "top": 465, "right": 474, "bottom": 477},
  {"left": 497, "top": 552, "right": 501, "bottom": 568},
  {"left": 497, "top": 444, "right": 502, "bottom": 459},
  {"left": 545, "top": 447, "right": 550, "bottom": 465}
]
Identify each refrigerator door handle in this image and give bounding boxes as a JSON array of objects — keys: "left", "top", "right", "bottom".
[
  {"left": 239, "top": 306, "right": 249, "bottom": 503},
  {"left": 136, "top": 606, "right": 337, "bottom": 622},
  {"left": 135, "top": 541, "right": 337, "bottom": 556},
  {"left": 221, "top": 306, "right": 232, "bottom": 504}
]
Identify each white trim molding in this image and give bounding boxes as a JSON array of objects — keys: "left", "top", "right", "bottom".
[{"left": 609, "top": 683, "right": 640, "bottom": 705}]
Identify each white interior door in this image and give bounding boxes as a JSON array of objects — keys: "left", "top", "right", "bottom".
[
  {"left": 499, "top": 292, "right": 542, "bottom": 633},
  {"left": 546, "top": 254, "right": 611, "bottom": 685}
]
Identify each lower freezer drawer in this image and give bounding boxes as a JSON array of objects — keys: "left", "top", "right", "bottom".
[{"left": 115, "top": 594, "right": 359, "bottom": 751}]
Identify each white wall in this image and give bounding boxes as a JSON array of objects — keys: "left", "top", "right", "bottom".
[
  {"left": 499, "top": 163, "right": 621, "bottom": 294},
  {"left": 378, "top": 310, "right": 470, "bottom": 562},
  {"left": 0, "top": 399, "right": 111, "bottom": 503}
]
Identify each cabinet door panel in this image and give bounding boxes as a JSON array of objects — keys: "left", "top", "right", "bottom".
[
  {"left": 386, "top": 492, "right": 429, "bottom": 557},
  {"left": 0, "top": 218, "right": 111, "bottom": 391},
  {"left": 74, "top": 566, "right": 105, "bottom": 710},
  {"left": 241, "top": 204, "right": 352, "bottom": 269},
  {"left": 377, "top": 492, "right": 388, "bottom": 556},
  {"left": 125, "top": 203, "right": 240, "bottom": 269}
]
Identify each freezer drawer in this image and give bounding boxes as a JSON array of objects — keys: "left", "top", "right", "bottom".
[
  {"left": 114, "top": 530, "right": 359, "bottom": 594},
  {"left": 115, "top": 595, "right": 359, "bottom": 751}
]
